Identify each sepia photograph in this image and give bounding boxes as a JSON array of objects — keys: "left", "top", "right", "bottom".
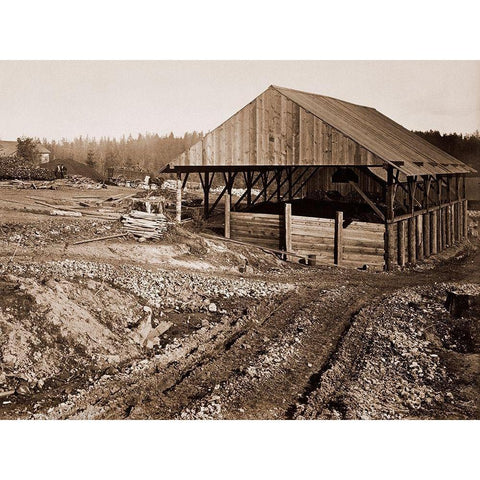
[
  {"left": 0, "top": 1, "right": 478, "bottom": 478},
  {"left": 1, "top": 60, "right": 479, "bottom": 422}
]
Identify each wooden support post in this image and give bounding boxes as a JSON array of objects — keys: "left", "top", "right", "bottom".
[
  {"left": 463, "top": 199, "right": 468, "bottom": 238},
  {"left": 334, "top": 211, "right": 343, "bottom": 266},
  {"left": 398, "top": 220, "right": 406, "bottom": 267},
  {"left": 423, "top": 212, "right": 430, "bottom": 257},
  {"left": 201, "top": 172, "right": 214, "bottom": 218},
  {"left": 455, "top": 202, "right": 459, "bottom": 242},
  {"left": 408, "top": 217, "right": 416, "bottom": 264},
  {"left": 234, "top": 171, "right": 263, "bottom": 209},
  {"left": 450, "top": 204, "right": 455, "bottom": 245},
  {"left": 224, "top": 193, "right": 231, "bottom": 238},
  {"left": 385, "top": 165, "right": 396, "bottom": 270},
  {"left": 441, "top": 207, "right": 446, "bottom": 249},
  {"left": 275, "top": 169, "right": 282, "bottom": 203},
  {"left": 416, "top": 214, "right": 424, "bottom": 261},
  {"left": 285, "top": 203, "right": 292, "bottom": 260},
  {"left": 386, "top": 223, "right": 396, "bottom": 270},
  {"left": 175, "top": 172, "right": 182, "bottom": 222},
  {"left": 287, "top": 167, "right": 293, "bottom": 201},
  {"left": 431, "top": 211, "right": 438, "bottom": 255},
  {"left": 445, "top": 205, "right": 451, "bottom": 246}
]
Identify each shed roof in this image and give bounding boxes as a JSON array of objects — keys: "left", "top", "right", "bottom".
[{"left": 272, "top": 85, "right": 475, "bottom": 176}]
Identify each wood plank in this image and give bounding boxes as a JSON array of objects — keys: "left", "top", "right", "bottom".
[
  {"left": 335, "top": 211, "right": 343, "bottom": 265},
  {"left": 285, "top": 203, "right": 292, "bottom": 259}
]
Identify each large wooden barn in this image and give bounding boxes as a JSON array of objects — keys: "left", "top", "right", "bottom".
[{"left": 163, "top": 85, "right": 475, "bottom": 270}]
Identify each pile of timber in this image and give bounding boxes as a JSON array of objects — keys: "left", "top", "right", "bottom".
[{"left": 121, "top": 210, "right": 170, "bottom": 239}]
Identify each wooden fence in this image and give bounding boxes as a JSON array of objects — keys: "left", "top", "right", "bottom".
[
  {"left": 225, "top": 196, "right": 468, "bottom": 269},
  {"left": 226, "top": 197, "right": 385, "bottom": 268},
  {"left": 391, "top": 199, "right": 468, "bottom": 267}
]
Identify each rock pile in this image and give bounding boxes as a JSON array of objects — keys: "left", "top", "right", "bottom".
[{"left": 0, "top": 260, "right": 292, "bottom": 312}]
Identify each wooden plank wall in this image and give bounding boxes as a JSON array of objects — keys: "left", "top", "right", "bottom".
[
  {"left": 290, "top": 215, "right": 335, "bottom": 263},
  {"left": 230, "top": 212, "right": 284, "bottom": 250},
  {"left": 175, "top": 87, "right": 384, "bottom": 168},
  {"left": 342, "top": 221, "right": 386, "bottom": 267}
]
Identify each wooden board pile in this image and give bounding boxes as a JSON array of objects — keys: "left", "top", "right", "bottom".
[{"left": 121, "top": 210, "right": 170, "bottom": 240}]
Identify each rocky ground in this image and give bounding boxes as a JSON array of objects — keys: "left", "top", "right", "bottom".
[{"left": 0, "top": 185, "right": 479, "bottom": 419}]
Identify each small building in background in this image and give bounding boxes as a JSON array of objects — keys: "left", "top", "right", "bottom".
[{"left": 0, "top": 139, "right": 51, "bottom": 164}]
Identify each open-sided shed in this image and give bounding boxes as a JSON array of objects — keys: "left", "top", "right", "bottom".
[{"left": 163, "top": 85, "right": 475, "bottom": 270}]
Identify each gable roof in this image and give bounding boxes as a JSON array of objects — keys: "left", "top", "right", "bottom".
[{"left": 271, "top": 85, "right": 475, "bottom": 176}]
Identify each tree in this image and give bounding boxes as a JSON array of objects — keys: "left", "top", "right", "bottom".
[
  {"left": 86, "top": 149, "right": 96, "bottom": 169},
  {"left": 16, "top": 137, "right": 39, "bottom": 163}
]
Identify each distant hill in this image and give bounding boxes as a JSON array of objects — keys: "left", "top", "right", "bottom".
[{"left": 43, "top": 159, "right": 103, "bottom": 181}]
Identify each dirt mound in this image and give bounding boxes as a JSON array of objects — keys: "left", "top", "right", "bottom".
[
  {"left": 42, "top": 159, "right": 103, "bottom": 181},
  {"left": 0, "top": 273, "right": 147, "bottom": 415}
]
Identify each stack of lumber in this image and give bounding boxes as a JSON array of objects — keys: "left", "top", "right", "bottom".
[{"left": 121, "top": 210, "right": 170, "bottom": 239}]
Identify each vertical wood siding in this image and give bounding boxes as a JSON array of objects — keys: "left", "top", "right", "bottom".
[{"left": 175, "top": 88, "right": 383, "bottom": 168}]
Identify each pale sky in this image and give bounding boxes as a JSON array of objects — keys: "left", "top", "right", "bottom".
[{"left": 0, "top": 61, "right": 479, "bottom": 141}]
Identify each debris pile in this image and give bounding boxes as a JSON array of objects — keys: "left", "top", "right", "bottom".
[{"left": 121, "top": 210, "right": 170, "bottom": 240}]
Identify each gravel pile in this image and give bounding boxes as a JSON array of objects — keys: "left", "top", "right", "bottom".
[{"left": 0, "top": 260, "right": 292, "bottom": 312}]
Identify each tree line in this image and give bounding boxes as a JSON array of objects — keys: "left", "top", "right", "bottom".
[
  {"left": 40, "top": 131, "right": 204, "bottom": 174},
  {"left": 30, "top": 129, "right": 480, "bottom": 175},
  {"left": 413, "top": 130, "right": 480, "bottom": 172}
]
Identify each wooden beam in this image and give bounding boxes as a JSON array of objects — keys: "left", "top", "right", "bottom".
[
  {"left": 285, "top": 203, "right": 292, "bottom": 260},
  {"left": 348, "top": 181, "right": 385, "bottom": 222},
  {"left": 291, "top": 167, "right": 320, "bottom": 198},
  {"left": 233, "top": 171, "right": 264, "bottom": 209},
  {"left": 181, "top": 172, "right": 190, "bottom": 189},
  {"left": 334, "top": 211, "right": 344, "bottom": 265},
  {"left": 224, "top": 193, "right": 231, "bottom": 238},
  {"left": 176, "top": 172, "right": 182, "bottom": 222},
  {"left": 208, "top": 172, "right": 238, "bottom": 216}
]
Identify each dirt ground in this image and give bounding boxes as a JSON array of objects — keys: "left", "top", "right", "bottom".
[{"left": 0, "top": 183, "right": 479, "bottom": 419}]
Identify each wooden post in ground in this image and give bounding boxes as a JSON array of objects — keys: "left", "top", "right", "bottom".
[
  {"left": 334, "top": 210, "right": 343, "bottom": 266},
  {"left": 463, "top": 199, "right": 468, "bottom": 238},
  {"left": 285, "top": 203, "right": 292, "bottom": 260},
  {"left": 408, "top": 217, "right": 416, "bottom": 264},
  {"left": 175, "top": 172, "right": 182, "bottom": 222},
  {"left": 224, "top": 193, "right": 231, "bottom": 238},
  {"left": 398, "top": 220, "right": 406, "bottom": 267},
  {"left": 423, "top": 212, "right": 430, "bottom": 257},
  {"left": 431, "top": 211, "right": 438, "bottom": 255},
  {"left": 385, "top": 165, "right": 396, "bottom": 270},
  {"left": 416, "top": 214, "right": 424, "bottom": 261},
  {"left": 446, "top": 205, "right": 451, "bottom": 246}
]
